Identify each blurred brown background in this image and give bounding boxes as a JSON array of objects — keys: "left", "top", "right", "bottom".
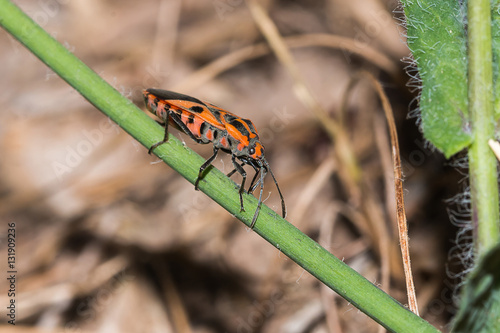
[{"left": 0, "top": 0, "right": 464, "bottom": 332}]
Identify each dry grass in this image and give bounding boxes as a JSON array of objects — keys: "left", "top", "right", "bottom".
[{"left": 0, "top": 0, "right": 462, "bottom": 332}]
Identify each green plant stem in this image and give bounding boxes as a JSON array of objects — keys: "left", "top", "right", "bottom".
[
  {"left": 468, "top": 0, "right": 500, "bottom": 255},
  {"left": 0, "top": 1, "right": 439, "bottom": 331}
]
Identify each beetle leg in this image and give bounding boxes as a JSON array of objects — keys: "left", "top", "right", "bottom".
[
  {"left": 149, "top": 111, "right": 205, "bottom": 154},
  {"left": 228, "top": 162, "right": 259, "bottom": 194},
  {"left": 247, "top": 164, "right": 261, "bottom": 194},
  {"left": 226, "top": 167, "right": 238, "bottom": 178},
  {"left": 195, "top": 146, "right": 220, "bottom": 190},
  {"left": 230, "top": 155, "right": 247, "bottom": 212},
  {"left": 148, "top": 111, "right": 171, "bottom": 154}
]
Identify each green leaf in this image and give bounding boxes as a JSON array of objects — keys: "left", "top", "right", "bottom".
[
  {"left": 452, "top": 243, "right": 500, "bottom": 332},
  {"left": 401, "top": 0, "right": 471, "bottom": 158}
]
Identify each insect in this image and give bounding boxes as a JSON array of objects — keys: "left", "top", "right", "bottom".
[{"left": 143, "top": 88, "right": 286, "bottom": 228}]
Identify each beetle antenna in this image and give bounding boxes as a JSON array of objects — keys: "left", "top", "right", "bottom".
[
  {"left": 264, "top": 160, "right": 286, "bottom": 219},
  {"left": 250, "top": 166, "right": 266, "bottom": 228}
]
